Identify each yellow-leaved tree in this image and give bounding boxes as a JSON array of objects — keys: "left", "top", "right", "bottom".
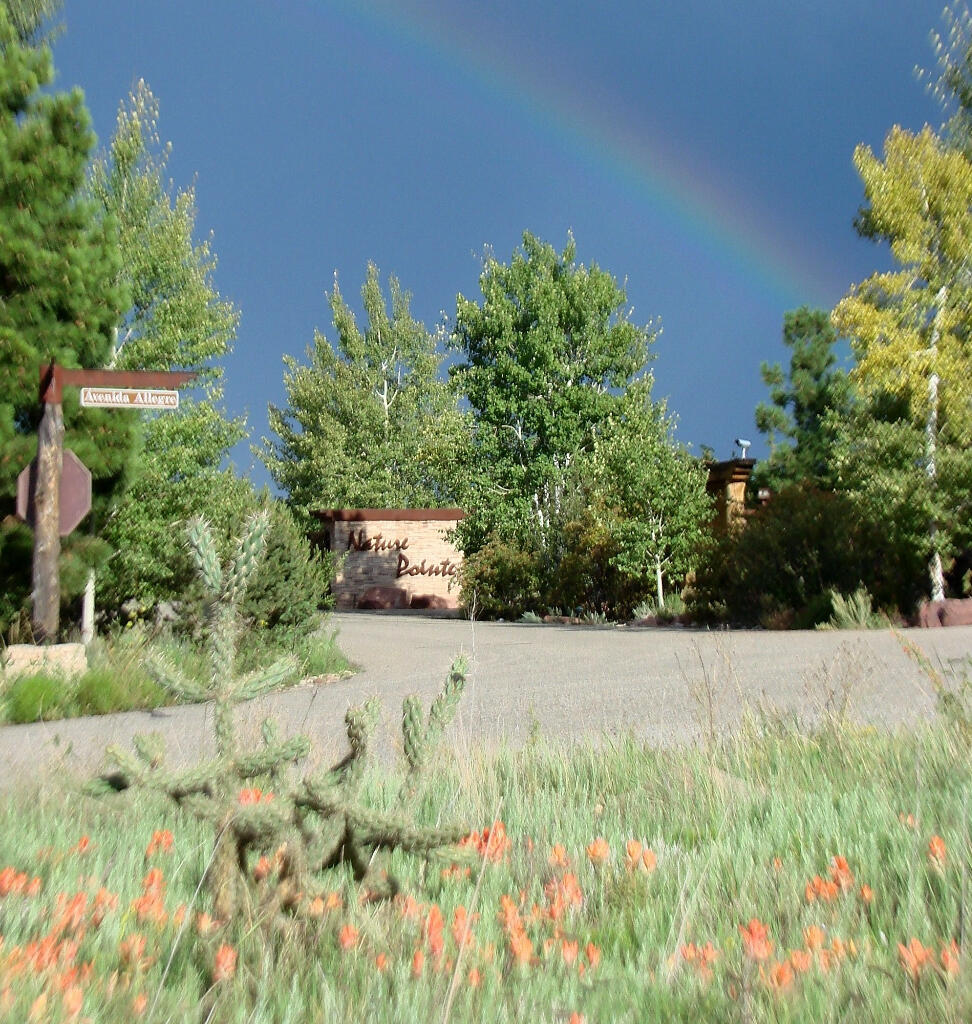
[{"left": 832, "top": 125, "right": 972, "bottom": 601}]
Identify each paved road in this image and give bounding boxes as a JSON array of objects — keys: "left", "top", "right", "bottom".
[{"left": 2, "top": 614, "right": 970, "bottom": 791}]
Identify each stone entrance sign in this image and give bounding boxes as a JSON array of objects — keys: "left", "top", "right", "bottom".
[{"left": 313, "top": 509, "right": 465, "bottom": 611}]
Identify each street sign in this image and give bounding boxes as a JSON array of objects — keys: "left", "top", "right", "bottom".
[
  {"left": 29, "top": 361, "right": 197, "bottom": 641},
  {"left": 80, "top": 386, "right": 179, "bottom": 409},
  {"left": 17, "top": 449, "right": 92, "bottom": 536}
]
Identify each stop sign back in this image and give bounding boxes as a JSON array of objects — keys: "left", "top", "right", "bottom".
[{"left": 16, "top": 449, "right": 92, "bottom": 536}]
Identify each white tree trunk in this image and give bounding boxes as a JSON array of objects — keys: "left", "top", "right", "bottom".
[
  {"left": 81, "top": 569, "right": 95, "bottom": 645},
  {"left": 655, "top": 556, "right": 664, "bottom": 608},
  {"left": 926, "top": 286, "right": 946, "bottom": 603}
]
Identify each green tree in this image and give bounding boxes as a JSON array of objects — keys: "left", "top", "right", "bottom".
[
  {"left": 589, "top": 380, "right": 711, "bottom": 606},
  {"left": 451, "top": 232, "right": 656, "bottom": 554},
  {"left": 0, "top": 0, "right": 61, "bottom": 46},
  {"left": 831, "top": 125, "right": 972, "bottom": 601},
  {"left": 0, "top": 7, "right": 131, "bottom": 630},
  {"left": 86, "top": 82, "right": 249, "bottom": 607},
  {"left": 753, "top": 307, "right": 852, "bottom": 491},
  {"left": 262, "top": 264, "right": 468, "bottom": 520}
]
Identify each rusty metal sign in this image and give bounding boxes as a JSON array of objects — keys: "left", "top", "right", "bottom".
[{"left": 16, "top": 449, "right": 92, "bottom": 536}]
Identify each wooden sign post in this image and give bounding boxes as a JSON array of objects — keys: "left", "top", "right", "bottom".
[{"left": 29, "top": 361, "right": 195, "bottom": 642}]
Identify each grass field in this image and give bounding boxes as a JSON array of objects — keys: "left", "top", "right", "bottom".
[
  {"left": 0, "top": 621, "right": 351, "bottom": 724},
  {"left": 0, "top": 681, "right": 968, "bottom": 1023}
]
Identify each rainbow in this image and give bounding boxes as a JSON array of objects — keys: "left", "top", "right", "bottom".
[{"left": 318, "top": 0, "right": 838, "bottom": 306}]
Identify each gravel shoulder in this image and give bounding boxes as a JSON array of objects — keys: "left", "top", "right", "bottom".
[{"left": 1, "top": 614, "right": 970, "bottom": 791}]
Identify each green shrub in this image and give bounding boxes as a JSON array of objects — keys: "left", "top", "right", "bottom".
[
  {"left": 688, "top": 485, "right": 925, "bottom": 628},
  {"left": 820, "top": 586, "right": 887, "bottom": 630},
  {"left": 459, "top": 534, "right": 545, "bottom": 619},
  {"left": 71, "top": 666, "right": 167, "bottom": 716},
  {"left": 549, "top": 507, "right": 654, "bottom": 621},
  {"left": 3, "top": 673, "right": 65, "bottom": 723},
  {"left": 240, "top": 502, "right": 333, "bottom": 631}
]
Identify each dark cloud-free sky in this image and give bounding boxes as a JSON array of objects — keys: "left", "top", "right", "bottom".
[{"left": 52, "top": 0, "right": 948, "bottom": 482}]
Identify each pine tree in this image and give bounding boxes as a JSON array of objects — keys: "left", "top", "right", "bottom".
[
  {"left": 0, "top": 7, "right": 131, "bottom": 630},
  {"left": 753, "top": 307, "right": 852, "bottom": 491}
]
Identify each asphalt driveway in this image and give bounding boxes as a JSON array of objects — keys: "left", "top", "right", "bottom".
[{"left": 1, "top": 614, "right": 970, "bottom": 791}]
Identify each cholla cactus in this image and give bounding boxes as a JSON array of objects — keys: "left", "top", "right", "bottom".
[{"left": 92, "top": 515, "right": 474, "bottom": 920}]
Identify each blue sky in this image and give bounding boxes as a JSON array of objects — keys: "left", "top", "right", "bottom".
[{"left": 52, "top": 0, "right": 948, "bottom": 484}]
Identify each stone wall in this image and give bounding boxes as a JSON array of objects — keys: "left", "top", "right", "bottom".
[{"left": 314, "top": 509, "right": 465, "bottom": 610}]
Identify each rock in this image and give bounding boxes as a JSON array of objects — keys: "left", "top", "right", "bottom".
[
  {"left": 917, "top": 597, "right": 972, "bottom": 627},
  {"left": 408, "top": 594, "right": 455, "bottom": 610},
  {"left": 154, "top": 601, "right": 181, "bottom": 626},
  {"left": 2, "top": 643, "right": 87, "bottom": 679},
  {"left": 357, "top": 586, "right": 410, "bottom": 610}
]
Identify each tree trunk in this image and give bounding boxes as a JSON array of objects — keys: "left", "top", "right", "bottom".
[
  {"left": 81, "top": 569, "right": 95, "bottom": 645},
  {"left": 655, "top": 555, "right": 664, "bottom": 608},
  {"left": 32, "top": 401, "right": 64, "bottom": 642},
  {"left": 926, "top": 287, "right": 946, "bottom": 603}
]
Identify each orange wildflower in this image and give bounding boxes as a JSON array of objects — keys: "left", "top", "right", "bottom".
[
  {"left": 324, "top": 891, "right": 342, "bottom": 911},
  {"left": 549, "top": 844, "right": 570, "bottom": 868},
  {"left": 307, "top": 896, "right": 325, "bottom": 918},
  {"left": 927, "top": 835, "right": 946, "bottom": 869},
  {"left": 585, "top": 942, "right": 601, "bottom": 971},
  {"left": 680, "top": 941, "right": 719, "bottom": 981},
  {"left": 374, "top": 952, "right": 388, "bottom": 972},
  {"left": 508, "top": 928, "right": 533, "bottom": 967},
  {"left": 789, "top": 949, "right": 812, "bottom": 973},
  {"left": 544, "top": 872, "right": 583, "bottom": 920},
  {"left": 396, "top": 893, "right": 421, "bottom": 920},
  {"left": 829, "top": 856, "right": 854, "bottom": 893},
  {"left": 452, "top": 906, "right": 478, "bottom": 948},
  {"left": 196, "top": 912, "right": 218, "bottom": 936},
  {"left": 119, "top": 933, "right": 149, "bottom": 969},
  {"left": 803, "top": 925, "right": 825, "bottom": 951},
  {"left": 145, "top": 830, "right": 174, "bottom": 858},
  {"left": 461, "top": 821, "right": 511, "bottom": 863},
  {"left": 132, "top": 992, "right": 148, "bottom": 1016},
  {"left": 767, "top": 959, "right": 794, "bottom": 992},
  {"left": 424, "top": 905, "right": 445, "bottom": 961},
  {"left": 25, "top": 876, "right": 41, "bottom": 898},
  {"left": 568, "top": 1015, "right": 586, "bottom": 1024},
  {"left": 28, "top": 993, "right": 48, "bottom": 1021},
  {"left": 941, "top": 940, "right": 960, "bottom": 977},
  {"left": 561, "top": 939, "right": 579, "bottom": 966},
  {"left": 625, "top": 840, "right": 656, "bottom": 874},
  {"left": 772, "top": 856, "right": 783, "bottom": 873},
  {"left": 338, "top": 924, "right": 359, "bottom": 951},
  {"left": 467, "top": 967, "right": 481, "bottom": 988},
  {"left": 0, "top": 867, "right": 28, "bottom": 896},
  {"left": 498, "top": 893, "right": 524, "bottom": 935},
  {"left": 213, "top": 943, "right": 237, "bottom": 982},
  {"left": 253, "top": 856, "right": 272, "bottom": 882},
  {"left": 899, "top": 812, "right": 917, "bottom": 830},
  {"left": 859, "top": 884, "right": 873, "bottom": 904},
  {"left": 739, "top": 919, "right": 773, "bottom": 961},
  {"left": 238, "top": 787, "right": 273, "bottom": 804},
  {"left": 586, "top": 837, "right": 610, "bottom": 865},
  {"left": 805, "top": 874, "right": 838, "bottom": 903},
  {"left": 73, "top": 836, "right": 91, "bottom": 856},
  {"left": 411, "top": 948, "right": 425, "bottom": 978},
  {"left": 61, "top": 985, "right": 83, "bottom": 1020},
  {"left": 897, "top": 937, "right": 934, "bottom": 985}
]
